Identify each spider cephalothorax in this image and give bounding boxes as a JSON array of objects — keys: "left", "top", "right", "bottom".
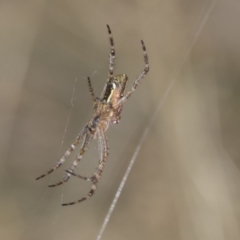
[{"left": 36, "top": 25, "right": 149, "bottom": 206}]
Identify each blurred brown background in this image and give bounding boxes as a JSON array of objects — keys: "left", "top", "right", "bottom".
[{"left": 1, "top": 0, "right": 240, "bottom": 239}]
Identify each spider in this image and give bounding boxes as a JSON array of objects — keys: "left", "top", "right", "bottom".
[{"left": 36, "top": 25, "right": 149, "bottom": 206}]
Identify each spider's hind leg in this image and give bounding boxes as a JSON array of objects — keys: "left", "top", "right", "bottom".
[
  {"left": 36, "top": 127, "right": 87, "bottom": 181},
  {"left": 48, "top": 132, "right": 92, "bottom": 187},
  {"left": 62, "top": 169, "right": 99, "bottom": 206},
  {"left": 61, "top": 182, "right": 97, "bottom": 206},
  {"left": 61, "top": 129, "right": 108, "bottom": 206},
  {"left": 65, "top": 170, "right": 93, "bottom": 182}
]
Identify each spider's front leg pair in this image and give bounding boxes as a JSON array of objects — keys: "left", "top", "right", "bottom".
[{"left": 115, "top": 40, "right": 149, "bottom": 107}]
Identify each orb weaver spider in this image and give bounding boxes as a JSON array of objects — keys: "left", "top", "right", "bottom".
[{"left": 36, "top": 25, "right": 149, "bottom": 206}]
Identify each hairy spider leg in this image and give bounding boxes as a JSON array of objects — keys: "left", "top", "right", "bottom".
[
  {"left": 65, "top": 128, "right": 108, "bottom": 181},
  {"left": 116, "top": 40, "right": 149, "bottom": 106},
  {"left": 62, "top": 129, "right": 109, "bottom": 205},
  {"left": 87, "top": 77, "right": 97, "bottom": 104},
  {"left": 107, "top": 24, "right": 115, "bottom": 80},
  {"left": 36, "top": 127, "right": 87, "bottom": 180},
  {"left": 48, "top": 132, "right": 92, "bottom": 187}
]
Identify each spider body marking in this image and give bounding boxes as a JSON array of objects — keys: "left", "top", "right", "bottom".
[{"left": 36, "top": 25, "right": 149, "bottom": 206}]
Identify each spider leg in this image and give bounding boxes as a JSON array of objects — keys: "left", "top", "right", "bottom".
[
  {"left": 65, "top": 170, "right": 92, "bottom": 181},
  {"left": 116, "top": 40, "right": 149, "bottom": 106},
  {"left": 107, "top": 24, "right": 115, "bottom": 79},
  {"left": 64, "top": 128, "right": 108, "bottom": 182},
  {"left": 36, "top": 126, "right": 88, "bottom": 180},
  {"left": 100, "top": 25, "right": 116, "bottom": 99},
  {"left": 48, "top": 132, "right": 92, "bottom": 187},
  {"left": 61, "top": 129, "right": 109, "bottom": 206},
  {"left": 87, "top": 76, "right": 97, "bottom": 105},
  {"left": 61, "top": 183, "right": 97, "bottom": 206}
]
